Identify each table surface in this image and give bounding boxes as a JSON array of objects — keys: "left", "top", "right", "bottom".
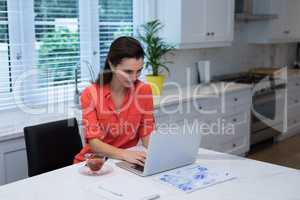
[{"left": 0, "top": 148, "right": 299, "bottom": 200}]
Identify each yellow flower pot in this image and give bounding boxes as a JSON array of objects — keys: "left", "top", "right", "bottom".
[{"left": 146, "top": 74, "right": 166, "bottom": 96}]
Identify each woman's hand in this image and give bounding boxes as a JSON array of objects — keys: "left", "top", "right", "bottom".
[{"left": 120, "top": 150, "right": 146, "bottom": 166}]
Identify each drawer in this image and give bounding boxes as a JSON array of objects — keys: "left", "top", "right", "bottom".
[
  {"left": 287, "top": 111, "right": 300, "bottom": 129},
  {"left": 214, "top": 137, "right": 246, "bottom": 153},
  {"left": 223, "top": 112, "right": 250, "bottom": 125},
  {"left": 222, "top": 90, "right": 252, "bottom": 112},
  {"left": 287, "top": 89, "right": 300, "bottom": 107},
  {"left": 205, "top": 122, "right": 249, "bottom": 146},
  {"left": 194, "top": 97, "right": 221, "bottom": 115},
  {"left": 287, "top": 97, "right": 300, "bottom": 107},
  {"left": 199, "top": 112, "right": 250, "bottom": 146},
  {"left": 287, "top": 78, "right": 300, "bottom": 90}
]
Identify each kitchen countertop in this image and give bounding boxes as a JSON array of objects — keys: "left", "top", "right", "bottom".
[
  {"left": 254, "top": 68, "right": 300, "bottom": 80},
  {"left": 0, "top": 82, "right": 252, "bottom": 142},
  {"left": 286, "top": 68, "right": 300, "bottom": 79},
  {"left": 153, "top": 82, "right": 251, "bottom": 108}
]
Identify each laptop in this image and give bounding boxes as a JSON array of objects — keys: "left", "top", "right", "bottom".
[{"left": 116, "top": 127, "right": 201, "bottom": 176}]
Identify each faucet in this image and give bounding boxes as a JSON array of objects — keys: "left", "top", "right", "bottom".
[{"left": 74, "top": 60, "right": 97, "bottom": 106}]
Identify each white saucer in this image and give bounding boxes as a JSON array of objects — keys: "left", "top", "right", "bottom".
[{"left": 79, "top": 163, "right": 113, "bottom": 176}]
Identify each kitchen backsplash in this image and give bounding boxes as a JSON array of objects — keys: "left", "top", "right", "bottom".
[{"left": 164, "top": 23, "right": 297, "bottom": 87}]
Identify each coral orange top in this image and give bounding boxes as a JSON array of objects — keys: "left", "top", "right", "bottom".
[{"left": 74, "top": 80, "right": 155, "bottom": 163}]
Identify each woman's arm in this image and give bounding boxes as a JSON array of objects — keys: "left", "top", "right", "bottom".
[{"left": 88, "top": 138, "right": 146, "bottom": 166}]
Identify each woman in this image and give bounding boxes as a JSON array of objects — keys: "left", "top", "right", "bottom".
[{"left": 74, "top": 36, "right": 155, "bottom": 166}]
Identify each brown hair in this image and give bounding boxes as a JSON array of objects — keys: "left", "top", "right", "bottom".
[{"left": 95, "top": 36, "right": 145, "bottom": 85}]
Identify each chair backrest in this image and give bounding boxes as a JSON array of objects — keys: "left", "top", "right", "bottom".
[{"left": 24, "top": 118, "right": 83, "bottom": 177}]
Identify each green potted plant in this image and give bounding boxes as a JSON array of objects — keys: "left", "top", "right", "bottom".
[{"left": 139, "top": 19, "right": 174, "bottom": 95}]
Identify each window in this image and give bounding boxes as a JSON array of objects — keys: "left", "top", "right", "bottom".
[
  {"left": 98, "top": 0, "right": 134, "bottom": 67},
  {"left": 30, "top": 0, "right": 81, "bottom": 104},
  {"left": 0, "top": 0, "right": 147, "bottom": 110},
  {"left": 0, "top": 0, "right": 12, "bottom": 109}
]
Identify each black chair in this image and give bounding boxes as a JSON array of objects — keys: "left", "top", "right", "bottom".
[{"left": 24, "top": 118, "right": 83, "bottom": 177}]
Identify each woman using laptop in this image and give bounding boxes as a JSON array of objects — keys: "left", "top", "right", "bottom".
[{"left": 74, "top": 37, "right": 155, "bottom": 166}]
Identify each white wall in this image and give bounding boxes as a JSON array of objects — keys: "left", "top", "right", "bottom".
[{"left": 164, "top": 23, "right": 297, "bottom": 87}]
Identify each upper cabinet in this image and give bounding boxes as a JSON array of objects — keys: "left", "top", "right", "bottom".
[
  {"left": 156, "top": 0, "right": 235, "bottom": 49},
  {"left": 245, "top": 0, "right": 300, "bottom": 43}
]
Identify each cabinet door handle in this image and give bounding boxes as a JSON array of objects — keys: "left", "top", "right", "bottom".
[
  {"left": 232, "top": 118, "right": 237, "bottom": 123},
  {"left": 294, "top": 99, "right": 299, "bottom": 104},
  {"left": 211, "top": 32, "right": 215, "bottom": 36},
  {"left": 232, "top": 143, "right": 237, "bottom": 148},
  {"left": 206, "top": 32, "right": 210, "bottom": 36},
  {"left": 296, "top": 83, "right": 300, "bottom": 86},
  {"left": 198, "top": 106, "right": 203, "bottom": 110},
  {"left": 234, "top": 98, "right": 238, "bottom": 102},
  {"left": 283, "top": 30, "right": 290, "bottom": 34}
]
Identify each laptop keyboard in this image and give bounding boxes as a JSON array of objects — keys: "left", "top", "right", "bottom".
[{"left": 131, "top": 164, "right": 144, "bottom": 172}]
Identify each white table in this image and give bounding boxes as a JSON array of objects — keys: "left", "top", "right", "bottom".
[{"left": 0, "top": 148, "right": 299, "bottom": 200}]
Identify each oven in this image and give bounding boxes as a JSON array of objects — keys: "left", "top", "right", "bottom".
[
  {"left": 251, "top": 83, "right": 286, "bottom": 145},
  {"left": 215, "top": 72, "right": 287, "bottom": 145}
]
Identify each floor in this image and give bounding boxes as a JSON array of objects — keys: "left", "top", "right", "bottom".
[{"left": 247, "top": 134, "right": 300, "bottom": 170}]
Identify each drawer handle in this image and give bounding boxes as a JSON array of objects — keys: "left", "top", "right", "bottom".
[
  {"left": 234, "top": 98, "right": 238, "bottom": 102},
  {"left": 296, "top": 83, "right": 300, "bottom": 86},
  {"left": 211, "top": 32, "right": 215, "bottom": 36},
  {"left": 206, "top": 32, "right": 210, "bottom": 36},
  {"left": 232, "top": 143, "right": 237, "bottom": 148},
  {"left": 198, "top": 106, "right": 203, "bottom": 110},
  {"left": 294, "top": 99, "right": 299, "bottom": 103},
  {"left": 232, "top": 118, "right": 237, "bottom": 122},
  {"left": 294, "top": 120, "right": 297, "bottom": 124}
]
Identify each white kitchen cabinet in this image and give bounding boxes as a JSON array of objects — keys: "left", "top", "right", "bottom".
[
  {"left": 154, "top": 87, "right": 252, "bottom": 156},
  {"left": 198, "top": 89, "right": 251, "bottom": 156},
  {"left": 246, "top": 0, "right": 300, "bottom": 43},
  {"left": 156, "top": 0, "right": 235, "bottom": 48},
  {"left": 205, "top": 0, "right": 235, "bottom": 43},
  {"left": 0, "top": 137, "right": 28, "bottom": 185}
]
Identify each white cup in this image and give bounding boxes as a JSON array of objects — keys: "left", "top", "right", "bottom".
[{"left": 197, "top": 60, "right": 211, "bottom": 84}]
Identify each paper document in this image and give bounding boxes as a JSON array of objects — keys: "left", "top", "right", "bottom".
[
  {"left": 87, "top": 174, "right": 165, "bottom": 200},
  {"left": 154, "top": 164, "right": 236, "bottom": 193}
]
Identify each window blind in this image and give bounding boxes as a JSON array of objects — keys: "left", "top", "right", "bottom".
[
  {"left": 0, "top": 0, "right": 138, "bottom": 110},
  {"left": 0, "top": 0, "right": 13, "bottom": 109},
  {"left": 26, "top": 0, "right": 89, "bottom": 106},
  {"left": 99, "top": 0, "right": 134, "bottom": 68}
]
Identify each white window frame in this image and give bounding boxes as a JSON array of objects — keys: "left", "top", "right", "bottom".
[
  {"left": 1, "top": 0, "right": 154, "bottom": 110},
  {"left": 79, "top": 0, "right": 100, "bottom": 79}
]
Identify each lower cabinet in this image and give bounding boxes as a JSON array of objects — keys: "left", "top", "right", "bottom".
[
  {"left": 199, "top": 109, "right": 251, "bottom": 155},
  {"left": 155, "top": 90, "right": 252, "bottom": 156},
  {"left": 0, "top": 137, "right": 28, "bottom": 185}
]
